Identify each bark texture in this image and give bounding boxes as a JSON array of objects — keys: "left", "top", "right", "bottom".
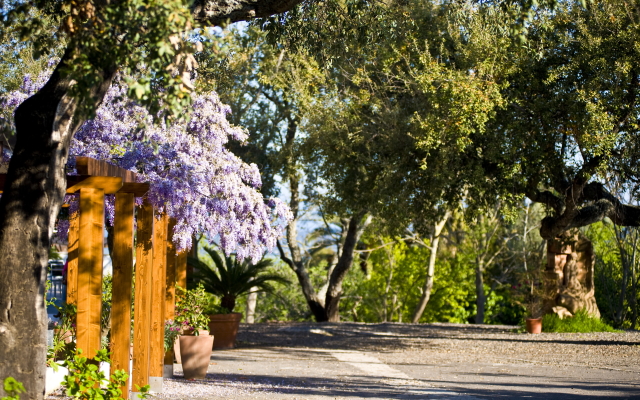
[
  {"left": 0, "top": 52, "right": 117, "bottom": 398},
  {"left": 325, "top": 214, "right": 372, "bottom": 322},
  {"left": 544, "top": 231, "right": 600, "bottom": 318},
  {"left": 529, "top": 180, "right": 640, "bottom": 242}
]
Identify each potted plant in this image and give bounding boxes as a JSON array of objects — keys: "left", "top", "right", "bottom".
[
  {"left": 189, "top": 247, "right": 289, "bottom": 349},
  {"left": 525, "top": 296, "right": 543, "bottom": 334},
  {"left": 170, "top": 284, "right": 214, "bottom": 379},
  {"left": 50, "top": 303, "right": 77, "bottom": 361}
]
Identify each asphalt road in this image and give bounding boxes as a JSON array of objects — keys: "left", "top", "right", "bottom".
[{"left": 156, "top": 322, "right": 640, "bottom": 400}]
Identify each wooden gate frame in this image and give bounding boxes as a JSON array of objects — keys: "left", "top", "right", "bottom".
[{"left": 61, "top": 157, "right": 187, "bottom": 398}]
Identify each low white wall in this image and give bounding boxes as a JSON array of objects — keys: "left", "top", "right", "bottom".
[{"left": 45, "top": 363, "right": 68, "bottom": 396}]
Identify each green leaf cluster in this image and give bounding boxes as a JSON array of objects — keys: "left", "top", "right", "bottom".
[
  {"left": 2, "top": 0, "right": 200, "bottom": 120},
  {"left": 173, "top": 284, "right": 211, "bottom": 332},
  {"left": 63, "top": 349, "right": 149, "bottom": 399},
  {"left": 1, "top": 377, "right": 25, "bottom": 400},
  {"left": 189, "top": 247, "right": 289, "bottom": 313}
]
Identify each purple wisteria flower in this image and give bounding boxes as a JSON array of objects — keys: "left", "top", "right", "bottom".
[{"left": 1, "top": 72, "right": 292, "bottom": 261}]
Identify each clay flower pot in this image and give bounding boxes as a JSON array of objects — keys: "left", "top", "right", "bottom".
[
  {"left": 207, "top": 313, "right": 242, "bottom": 349},
  {"left": 53, "top": 328, "right": 73, "bottom": 344},
  {"left": 525, "top": 317, "right": 542, "bottom": 334},
  {"left": 179, "top": 331, "right": 214, "bottom": 379}
]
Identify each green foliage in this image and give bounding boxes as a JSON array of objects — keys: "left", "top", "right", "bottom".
[
  {"left": 2, "top": 0, "right": 199, "bottom": 120},
  {"left": 417, "top": 258, "right": 475, "bottom": 324},
  {"left": 1, "top": 377, "right": 25, "bottom": 400},
  {"left": 49, "top": 246, "right": 62, "bottom": 260},
  {"left": 173, "top": 284, "right": 211, "bottom": 333},
  {"left": 48, "top": 303, "right": 77, "bottom": 368},
  {"left": 101, "top": 274, "right": 112, "bottom": 349},
  {"left": 164, "top": 320, "right": 180, "bottom": 353},
  {"left": 338, "top": 238, "right": 477, "bottom": 323},
  {"left": 542, "top": 309, "right": 619, "bottom": 333},
  {"left": 63, "top": 349, "right": 150, "bottom": 399},
  {"left": 189, "top": 247, "right": 289, "bottom": 313},
  {"left": 221, "top": 0, "right": 640, "bottom": 327},
  {"left": 585, "top": 221, "right": 640, "bottom": 329},
  {"left": 237, "top": 260, "right": 312, "bottom": 322}
]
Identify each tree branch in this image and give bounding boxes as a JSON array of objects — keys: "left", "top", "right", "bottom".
[
  {"left": 192, "top": 0, "right": 304, "bottom": 26},
  {"left": 539, "top": 182, "right": 640, "bottom": 239}
]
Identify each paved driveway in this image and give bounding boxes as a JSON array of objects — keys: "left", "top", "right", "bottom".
[{"left": 156, "top": 322, "right": 640, "bottom": 399}]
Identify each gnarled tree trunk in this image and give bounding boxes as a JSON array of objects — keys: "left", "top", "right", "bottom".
[
  {"left": 544, "top": 231, "right": 600, "bottom": 318},
  {"left": 0, "top": 54, "right": 117, "bottom": 398}
]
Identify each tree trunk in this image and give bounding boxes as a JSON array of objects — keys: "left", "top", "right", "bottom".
[
  {"left": 245, "top": 287, "right": 257, "bottom": 323},
  {"left": 412, "top": 213, "right": 449, "bottom": 323},
  {"left": 277, "top": 175, "right": 327, "bottom": 321},
  {"left": 325, "top": 214, "right": 372, "bottom": 322},
  {"left": 474, "top": 258, "right": 486, "bottom": 324},
  {"left": 544, "top": 231, "right": 600, "bottom": 318},
  {"left": 382, "top": 249, "right": 394, "bottom": 322},
  {"left": 0, "top": 52, "right": 116, "bottom": 398}
]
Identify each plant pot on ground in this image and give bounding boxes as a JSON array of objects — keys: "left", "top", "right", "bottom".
[
  {"left": 524, "top": 295, "right": 543, "bottom": 334},
  {"left": 167, "top": 284, "right": 212, "bottom": 374},
  {"left": 179, "top": 330, "right": 214, "bottom": 379},
  {"left": 207, "top": 312, "right": 242, "bottom": 350},
  {"left": 525, "top": 317, "right": 542, "bottom": 334},
  {"left": 189, "top": 246, "right": 289, "bottom": 350}
]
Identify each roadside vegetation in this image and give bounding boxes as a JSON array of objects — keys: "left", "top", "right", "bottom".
[{"left": 542, "top": 310, "right": 619, "bottom": 333}]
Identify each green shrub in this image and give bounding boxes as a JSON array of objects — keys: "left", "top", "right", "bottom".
[
  {"left": 542, "top": 309, "right": 620, "bottom": 333},
  {"left": 63, "top": 349, "right": 149, "bottom": 399}
]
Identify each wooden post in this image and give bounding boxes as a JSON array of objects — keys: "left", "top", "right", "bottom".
[
  {"left": 66, "top": 207, "right": 79, "bottom": 306},
  {"left": 149, "top": 214, "right": 168, "bottom": 392},
  {"left": 176, "top": 251, "right": 187, "bottom": 292},
  {"left": 173, "top": 247, "right": 188, "bottom": 365},
  {"left": 163, "top": 219, "right": 177, "bottom": 375},
  {"left": 76, "top": 188, "right": 105, "bottom": 358},
  {"left": 111, "top": 193, "right": 135, "bottom": 399},
  {"left": 132, "top": 200, "right": 154, "bottom": 396}
]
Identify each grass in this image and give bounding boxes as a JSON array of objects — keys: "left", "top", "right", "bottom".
[{"left": 541, "top": 309, "right": 620, "bottom": 333}]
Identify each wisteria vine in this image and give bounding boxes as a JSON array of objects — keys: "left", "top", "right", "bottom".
[{"left": 1, "top": 72, "right": 291, "bottom": 261}]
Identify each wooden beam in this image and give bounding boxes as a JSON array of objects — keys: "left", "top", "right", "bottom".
[
  {"left": 0, "top": 173, "right": 148, "bottom": 194},
  {"left": 163, "top": 219, "right": 177, "bottom": 370},
  {"left": 66, "top": 208, "right": 79, "bottom": 306},
  {"left": 132, "top": 201, "right": 154, "bottom": 393},
  {"left": 149, "top": 214, "right": 168, "bottom": 391},
  {"left": 76, "top": 188, "right": 104, "bottom": 359},
  {"left": 67, "top": 176, "right": 123, "bottom": 195},
  {"left": 111, "top": 193, "right": 135, "bottom": 399},
  {"left": 119, "top": 182, "right": 150, "bottom": 197},
  {"left": 76, "top": 156, "right": 139, "bottom": 183}
]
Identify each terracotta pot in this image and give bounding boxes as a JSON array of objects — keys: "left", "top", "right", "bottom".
[
  {"left": 207, "top": 313, "right": 242, "bottom": 349},
  {"left": 179, "top": 331, "right": 214, "bottom": 379},
  {"left": 53, "top": 328, "right": 73, "bottom": 344},
  {"left": 174, "top": 329, "right": 207, "bottom": 364},
  {"left": 174, "top": 338, "right": 181, "bottom": 364},
  {"left": 525, "top": 317, "right": 542, "bottom": 334}
]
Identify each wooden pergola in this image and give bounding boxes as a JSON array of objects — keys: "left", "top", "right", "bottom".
[{"left": 61, "top": 157, "right": 188, "bottom": 398}]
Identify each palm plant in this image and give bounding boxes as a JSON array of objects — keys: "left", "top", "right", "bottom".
[{"left": 188, "top": 246, "right": 289, "bottom": 313}]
